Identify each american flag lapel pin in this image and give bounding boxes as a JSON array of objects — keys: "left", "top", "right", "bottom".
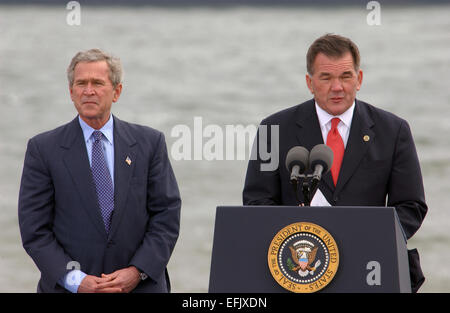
[{"left": 125, "top": 156, "right": 132, "bottom": 166}]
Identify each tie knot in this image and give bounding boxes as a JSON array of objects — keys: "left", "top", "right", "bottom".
[
  {"left": 93, "top": 130, "right": 103, "bottom": 142},
  {"left": 331, "top": 118, "right": 341, "bottom": 130}
]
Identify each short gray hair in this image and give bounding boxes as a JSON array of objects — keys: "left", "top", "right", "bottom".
[{"left": 67, "top": 48, "right": 123, "bottom": 87}]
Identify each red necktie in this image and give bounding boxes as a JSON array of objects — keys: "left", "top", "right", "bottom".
[{"left": 326, "top": 118, "right": 344, "bottom": 186}]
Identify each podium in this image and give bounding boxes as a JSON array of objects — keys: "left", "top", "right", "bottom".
[{"left": 208, "top": 206, "right": 411, "bottom": 293}]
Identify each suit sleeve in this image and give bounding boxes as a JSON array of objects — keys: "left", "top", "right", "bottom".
[
  {"left": 387, "top": 120, "right": 428, "bottom": 239},
  {"left": 18, "top": 138, "right": 73, "bottom": 289},
  {"left": 129, "top": 132, "right": 181, "bottom": 282},
  {"left": 243, "top": 120, "right": 282, "bottom": 205}
]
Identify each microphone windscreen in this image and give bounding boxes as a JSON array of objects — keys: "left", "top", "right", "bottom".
[
  {"left": 309, "top": 144, "right": 334, "bottom": 173},
  {"left": 285, "top": 146, "right": 309, "bottom": 174}
]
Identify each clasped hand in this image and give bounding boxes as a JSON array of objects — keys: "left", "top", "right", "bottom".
[{"left": 77, "top": 266, "right": 141, "bottom": 293}]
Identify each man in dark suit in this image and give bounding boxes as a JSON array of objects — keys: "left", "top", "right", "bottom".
[
  {"left": 243, "top": 34, "right": 427, "bottom": 292},
  {"left": 18, "top": 49, "right": 181, "bottom": 293}
]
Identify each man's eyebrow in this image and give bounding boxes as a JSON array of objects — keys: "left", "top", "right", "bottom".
[{"left": 74, "top": 78, "right": 106, "bottom": 83}]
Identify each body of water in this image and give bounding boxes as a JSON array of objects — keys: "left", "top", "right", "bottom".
[{"left": 0, "top": 4, "right": 449, "bottom": 292}]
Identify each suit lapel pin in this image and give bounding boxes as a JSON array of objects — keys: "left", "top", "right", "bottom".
[
  {"left": 125, "top": 156, "right": 132, "bottom": 166},
  {"left": 363, "top": 135, "right": 370, "bottom": 142}
]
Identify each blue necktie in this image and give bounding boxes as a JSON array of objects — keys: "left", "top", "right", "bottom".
[{"left": 91, "top": 130, "right": 114, "bottom": 234}]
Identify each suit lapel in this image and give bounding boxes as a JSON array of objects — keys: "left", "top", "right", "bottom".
[
  {"left": 335, "top": 100, "right": 375, "bottom": 195},
  {"left": 108, "top": 116, "right": 137, "bottom": 239},
  {"left": 61, "top": 117, "right": 108, "bottom": 240},
  {"left": 294, "top": 100, "right": 335, "bottom": 192}
]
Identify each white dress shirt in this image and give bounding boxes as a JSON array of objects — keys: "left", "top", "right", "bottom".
[
  {"left": 310, "top": 101, "right": 355, "bottom": 206},
  {"left": 315, "top": 101, "right": 355, "bottom": 148}
]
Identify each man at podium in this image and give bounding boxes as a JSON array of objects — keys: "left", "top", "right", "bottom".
[{"left": 242, "top": 34, "right": 427, "bottom": 292}]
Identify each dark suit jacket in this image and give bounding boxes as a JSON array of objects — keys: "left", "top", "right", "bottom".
[
  {"left": 18, "top": 115, "right": 181, "bottom": 293},
  {"left": 243, "top": 99, "right": 427, "bottom": 291}
]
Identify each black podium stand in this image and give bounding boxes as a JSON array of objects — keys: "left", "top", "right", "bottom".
[{"left": 209, "top": 206, "right": 411, "bottom": 293}]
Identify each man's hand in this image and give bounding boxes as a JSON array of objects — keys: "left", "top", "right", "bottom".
[
  {"left": 77, "top": 275, "right": 122, "bottom": 293},
  {"left": 96, "top": 266, "right": 141, "bottom": 293}
]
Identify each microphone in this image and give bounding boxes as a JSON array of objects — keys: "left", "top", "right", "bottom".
[
  {"left": 285, "top": 146, "right": 309, "bottom": 183},
  {"left": 309, "top": 144, "right": 334, "bottom": 199}
]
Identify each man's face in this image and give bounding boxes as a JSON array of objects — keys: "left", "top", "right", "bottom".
[
  {"left": 306, "top": 52, "right": 363, "bottom": 116},
  {"left": 70, "top": 60, "right": 122, "bottom": 128}
]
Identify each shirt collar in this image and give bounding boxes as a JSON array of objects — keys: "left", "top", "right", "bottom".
[
  {"left": 78, "top": 114, "right": 114, "bottom": 145},
  {"left": 315, "top": 100, "right": 355, "bottom": 129}
]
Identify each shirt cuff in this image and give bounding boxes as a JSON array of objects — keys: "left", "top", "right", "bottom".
[{"left": 59, "top": 270, "right": 87, "bottom": 293}]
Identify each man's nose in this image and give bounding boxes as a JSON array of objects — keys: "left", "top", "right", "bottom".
[
  {"left": 331, "top": 78, "right": 344, "bottom": 92},
  {"left": 83, "top": 83, "right": 96, "bottom": 95}
]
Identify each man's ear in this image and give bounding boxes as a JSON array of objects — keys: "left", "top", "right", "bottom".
[
  {"left": 69, "top": 85, "right": 74, "bottom": 101},
  {"left": 305, "top": 74, "right": 314, "bottom": 94},
  {"left": 112, "top": 83, "right": 123, "bottom": 103},
  {"left": 356, "top": 69, "right": 363, "bottom": 91}
]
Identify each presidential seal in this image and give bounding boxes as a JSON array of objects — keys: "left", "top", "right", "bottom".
[{"left": 268, "top": 222, "right": 339, "bottom": 293}]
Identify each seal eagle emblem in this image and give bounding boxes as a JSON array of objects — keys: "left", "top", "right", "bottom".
[
  {"left": 268, "top": 222, "right": 339, "bottom": 293},
  {"left": 288, "top": 240, "right": 321, "bottom": 277}
]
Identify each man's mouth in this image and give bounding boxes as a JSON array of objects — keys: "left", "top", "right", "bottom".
[
  {"left": 330, "top": 97, "right": 343, "bottom": 103},
  {"left": 82, "top": 101, "right": 98, "bottom": 105}
]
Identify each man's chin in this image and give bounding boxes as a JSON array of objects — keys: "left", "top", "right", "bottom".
[
  {"left": 78, "top": 113, "right": 104, "bottom": 123},
  {"left": 79, "top": 112, "right": 99, "bottom": 120},
  {"left": 325, "top": 101, "right": 352, "bottom": 116}
]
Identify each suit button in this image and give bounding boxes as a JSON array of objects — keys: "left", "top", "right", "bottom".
[{"left": 333, "top": 195, "right": 339, "bottom": 202}]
